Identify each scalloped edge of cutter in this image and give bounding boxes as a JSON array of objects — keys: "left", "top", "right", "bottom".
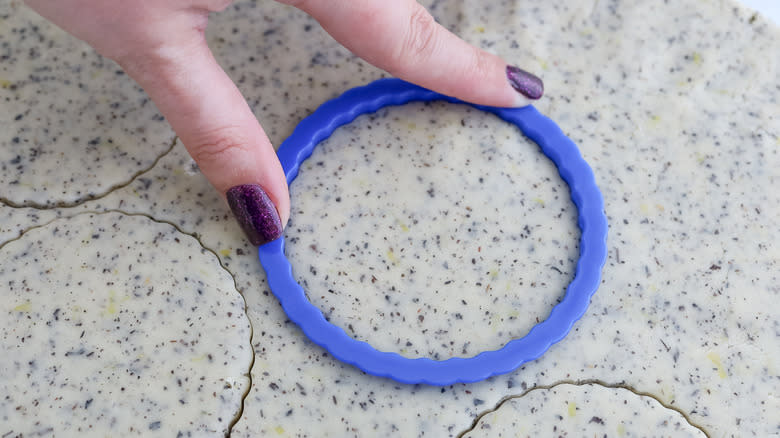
[{"left": 259, "top": 78, "right": 608, "bottom": 386}]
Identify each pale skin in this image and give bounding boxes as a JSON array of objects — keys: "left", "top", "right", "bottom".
[{"left": 25, "top": 0, "right": 539, "bottom": 230}]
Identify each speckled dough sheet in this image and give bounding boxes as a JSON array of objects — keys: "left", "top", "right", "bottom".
[{"left": 0, "top": 0, "right": 778, "bottom": 436}]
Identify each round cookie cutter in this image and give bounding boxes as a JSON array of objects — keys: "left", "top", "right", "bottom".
[{"left": 259, "top": 78, "right": 608, "bottom": 385}]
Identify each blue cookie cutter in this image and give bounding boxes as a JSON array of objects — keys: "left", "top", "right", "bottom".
[{"left": 259, "top": 78, "right": 608, "bottom": 385}]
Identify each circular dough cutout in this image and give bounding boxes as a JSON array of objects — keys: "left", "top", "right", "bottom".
[
  {"left": 285, "top": 101, "right": 579, "bottom": 359},
  {"left": 0, "top": 212, "right": 252, "bottom": 436},
  {"left": 464, "top": 383, "right": 705, "bottom": 437}
]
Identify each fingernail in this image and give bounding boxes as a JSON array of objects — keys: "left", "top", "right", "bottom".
[
  {"left": 506, "top": 65, "right": 544, "bottom": 100},
  {"left": 227, "top": 184, "right": 283, "bottom": 246}
]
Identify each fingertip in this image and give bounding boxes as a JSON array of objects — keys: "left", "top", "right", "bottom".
[
  {"left": 226, "top": 183, "right": 285, "bottom": 246},
  {"left": 506, "top": 65, "right": 544, "bottom": 106}
]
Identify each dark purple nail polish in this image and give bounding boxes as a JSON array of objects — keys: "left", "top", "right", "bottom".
[
  {"left": 227, "top": 184, "right": 283, "bottom": 246},
  {"left": 506, "top": 65, "right": 544, "bottom": 100}
]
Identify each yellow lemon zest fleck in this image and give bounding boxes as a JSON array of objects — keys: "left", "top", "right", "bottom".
[
  {"left": 568, "top": 402, "right": 577, "bottom": 417},
  {"left": 707, "top": 352, "right": 727, "bottom": 378},
  {"left": 0, "top": 78, "right": 12, "bottom": 88},
  {"left": 219, "top": 249, "right": 231, "bottom": 257},
  {"left": 13, "top": 302, "right": 32, "bottom": 312},
  {"left": 274, "top": 426, "right": 285, "bottom": 435},
  {"left": 386, "top": 249, "right": 398, "bottom": 264},
  {"left": 106, "top": 290, "right": 117, "bottom": 315}
]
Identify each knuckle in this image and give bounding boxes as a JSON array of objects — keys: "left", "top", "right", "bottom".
[
  {"left": 395, "top": 5, "right": 439, "bottom": 72},
  {"left": 467, "top": 48, "right": 493, "bottom": 81},
  {"left": 187, "top": 127, "right": 252, "bottom": 164}
]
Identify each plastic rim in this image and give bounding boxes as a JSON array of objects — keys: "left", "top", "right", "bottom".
[{"left": 259, "top": 78, "right": 608, "bottom": 385}]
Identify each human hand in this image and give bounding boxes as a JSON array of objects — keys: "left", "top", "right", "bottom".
[{"left": 24, "top": 0, "right": 543, "bottom": 246}]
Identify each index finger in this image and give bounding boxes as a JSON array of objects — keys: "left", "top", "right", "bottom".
[{"left": 281, "top": 0, "right": 543, "bottom": 107}]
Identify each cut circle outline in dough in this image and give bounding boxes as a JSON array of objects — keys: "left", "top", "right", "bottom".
[{"left": 258, "top": 78, "right": 608, "bottom": 385}]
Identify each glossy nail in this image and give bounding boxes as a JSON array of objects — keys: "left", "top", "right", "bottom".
[
  {"left": 506, "top": 65, "right": 544, "bottom": 100},
  {"left": 227, "top": 184, "right": 283, "bottom": 246}
]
